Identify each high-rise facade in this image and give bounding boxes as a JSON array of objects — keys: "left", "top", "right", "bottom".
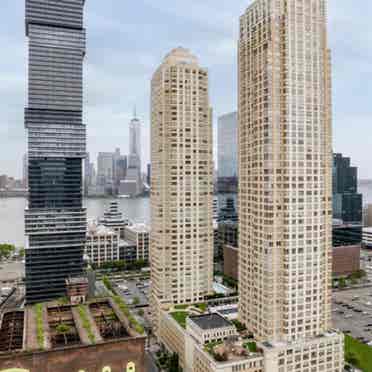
[
  {"left": 333, "top": 153, "right": 362, "bottom": 224},
  {"left": 24, "top": 0, "right": 86, "bottom": 303},
  {"left": 150, "top": 48, "right": 214, "bottom": 326},
  {"left": 238, "top": 0, "right": 343, "bottom": 370}
]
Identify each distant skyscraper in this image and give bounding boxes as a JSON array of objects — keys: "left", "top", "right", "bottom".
[
  {"left": 238, "top": 0, "right": 343, "bottom": 369},
  {"left": 128, "top": 111, "right": 141, "bottom": 171},
  {"left": 333, "top": 153, "right": 362, "bottom": 223},
  {"left": 22, "top": 153, "right": 28, "bottom": 188},
  {"left": 24, "top": 0, "right": 86, "bottom": 303},
  {"left": 150, "top": 47, "right": 214, "bottom": 330},
  {"left": 97, "top": 152, "right": 114, "bottom": 191},
  {"left": 218, "top": 111, "right": 238, "bottom": 179}
]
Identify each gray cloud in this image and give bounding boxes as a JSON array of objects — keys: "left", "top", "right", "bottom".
[{"left": 0, "top": 1, "right": 371, "bottom": 179}]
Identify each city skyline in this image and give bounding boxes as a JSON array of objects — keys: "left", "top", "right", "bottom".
[{"left": 1, "top": 0, "right": 372, "bottom": 179}]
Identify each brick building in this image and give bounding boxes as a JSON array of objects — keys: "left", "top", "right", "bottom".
[
  {"left": 223, "top": 245, "right": 238, "bottom": 281},
  {"left": 0, "top": 298, "right": 146, "bottom": 372},
  {"left": 332, "top": 245, "right": 360, "bottom": 277}
]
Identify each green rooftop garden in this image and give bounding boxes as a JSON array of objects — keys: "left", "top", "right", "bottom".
[
  {"left": 170, "top": 311, "right": 189, "bottom": 329},
  {"left": 244, "top": 341, "right": 257, "bottom": 353},
  {"left": 194, "top": 303, "right": 207, "bottom": 312},
  {"left": 345, "top": 334, "right": 372, "bottom": 372},
  {"left": 113, "top": 295, "right": 145, "bottom": 335},
  {"left": 78, "top": 305, "right": 96, "bottom": 344},
  {"left": 34, "top": 304, "right": 44, "bottom": 349}
]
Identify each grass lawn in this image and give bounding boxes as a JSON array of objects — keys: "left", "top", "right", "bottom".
[
  {"left": 244, "top": 342, "right": 257, "bottom": 353},
  {"left": 174, "top": 304, "right": 189, "bottom": 310},
  {"left": 194, "top": 303, "right": 207, "bottom": 312},
  {"left": 345, "top": 334, "right": 372, "bottom": 372},
  {"left": 170, "top": 311, "right": 188, "bottom": 328}
]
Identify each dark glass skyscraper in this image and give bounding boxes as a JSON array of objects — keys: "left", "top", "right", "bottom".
[
  {"left": 333, "top": 153, "right": 363, "bottom": 224},
  {"left": 24, "top": 0, "right": 86, "bottom": 303}
]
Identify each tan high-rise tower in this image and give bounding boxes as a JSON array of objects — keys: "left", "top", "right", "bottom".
[
  {"left": 150, "top": 48, "right": 214, "bottom": 328},
  {"left": 238, "top": 0, "right": 343, "bottom": 370}
]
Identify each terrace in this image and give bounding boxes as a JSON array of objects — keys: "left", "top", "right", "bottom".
[
  {"left": 89, "top": 300, "right": 129, "bottom": 340},
  {"left": 47, "top": 305, "right": 81, "bottom": 348},
  {"left": 205, "top": 338, "right": 262, "bottom": 363},
  {"left": 0, "top": 311, "right": 24, "bottom": 352},
  {"left": 0, "top": 297, "right": 145, "bottom": 355}
]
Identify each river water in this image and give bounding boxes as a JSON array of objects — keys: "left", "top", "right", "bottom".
[
  {"left": 0, "top": 197, "right": 150, "bottom": 247},
  {"left": 0, "top": 184, "right": 371, "bottom": 247}
]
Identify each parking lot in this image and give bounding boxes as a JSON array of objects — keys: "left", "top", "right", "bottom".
[
  {"left": 113, "top": 277, "right": 150, "bottom": 307},
  {"left": 333, "top": 286, "right": 372, "bottom": 344}
]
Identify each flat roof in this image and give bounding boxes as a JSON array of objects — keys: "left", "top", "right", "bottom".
[
  {"left": 126, "top": 223, "right": 150, "bottom": 233},
  {"left": 189, "top": 313, "right": 232, "bottom": 330}
]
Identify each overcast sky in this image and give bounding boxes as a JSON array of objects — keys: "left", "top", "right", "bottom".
[{"left": 1, "top": 0, "right": 371, "bottom": 179}]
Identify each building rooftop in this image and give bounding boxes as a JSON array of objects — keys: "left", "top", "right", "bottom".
[
  {"left": 189, "top": 313, "right": 233, "bottom": 330},
  {"left": 87, "top": 222, "right": 117, "bottom": 237},
  {"left": 163, "top": 47, "right": 199, "bottom": 65},
  {"left": 126, "top": 223, "right": 150, "bottom": 234},
  {"left": 66, "top": 276, "right": 88, "bottom": 285},
  {"left": 0, "top": 297, "right": 145, "bottom": 355}
]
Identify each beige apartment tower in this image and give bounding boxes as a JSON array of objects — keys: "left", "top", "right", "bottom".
[{"left": 150, "top": 48, "right": 214, "bottom": 328}]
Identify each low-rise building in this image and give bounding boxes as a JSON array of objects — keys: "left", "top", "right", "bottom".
[
  {"left": 85, "top": 222, "right": 137, "bottom": 267},
  {"left": 332, "top": 245, "right": 360, "bottom": 277},
  {"left": 187, "top": 314, "right": 237, "bottom": 344},
  {"left": 99, "top": 201, "right": 131, "bottom": 238},
  {"left": 0, "top": 297, "right": 146, "bottom": 372},
  {"left": 363, "top": 227, "right": 372, "bottom": 248},
  {"left": 223, "top": 245, "right": 238, "bottom": 281},
  {"left": 158, "top": 305, "right": 343, "bottom": 372},
  {"left": 124, "top": 224, "right": 150, "bottom": 262},
  {"left": 85, "top": 223, "right": 120, "bottom": 266}
]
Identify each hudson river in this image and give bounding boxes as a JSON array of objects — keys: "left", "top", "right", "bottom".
[
  {"left": 0, "top": 197, "right": 150, "bottom": 247},
  {"left": 0, "top": 184, "right": 371, "bottom": 247}
]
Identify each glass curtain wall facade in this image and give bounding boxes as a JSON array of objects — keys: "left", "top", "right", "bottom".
[{"left": 24, "top": 0, "right": 86, "bottom": 303}]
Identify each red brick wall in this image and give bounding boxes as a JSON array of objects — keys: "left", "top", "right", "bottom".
[
  {"left": 0, "top": 337, "right": 146, "bottom": 372},
  {"left": 332, "top": 245, "right": 360, "bottom": 277},
  {"left": 223, "top": 244, "right": 238, "bottom": 281}
]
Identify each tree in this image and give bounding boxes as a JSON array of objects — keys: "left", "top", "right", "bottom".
[
  {"left": 345, "top": 351, "right": 358, "bottom": 367},
  {"left": 133, "top": 296, "right": 140, "bottom": 305},
  {"left": 168, "top": 352, "right": 181, "bottom": 372},
  {"left": 18, "top": 247, "right": 25, "bottom": 258},
  {"left": 338, "top": 277, "right": 346, "bottom": 289},
  {"left": 0, "top": 244, "right": 15, "bottom": 261}
]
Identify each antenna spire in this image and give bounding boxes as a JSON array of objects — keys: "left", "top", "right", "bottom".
[{"left": 133, "top": 105, "right": 137, "bottom": 119}]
